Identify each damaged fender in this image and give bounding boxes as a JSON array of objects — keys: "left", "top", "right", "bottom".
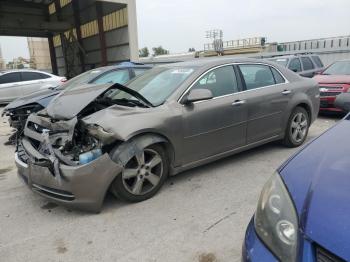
[{"left": 110, "top": 134, "right": 168, "bottom": 166}]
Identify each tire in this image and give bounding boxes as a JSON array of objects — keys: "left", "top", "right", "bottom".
[
  {"left": 110, "top": 144, "right": 169, "bottom": 202},
  {"left": 283, "top": 107, "right": 310, "bottom": 148}
]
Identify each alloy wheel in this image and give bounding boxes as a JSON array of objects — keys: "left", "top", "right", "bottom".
[
  {"left": 290, "top": 112, "right": 308, "bottom": 143},
  {"left": 122, "top": 148, "right": 164, "bottom": 196}
]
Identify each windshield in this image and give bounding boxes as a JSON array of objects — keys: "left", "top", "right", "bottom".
[
  {"left": 106, "top": 67, "right": 195, "bottom": 106},
  {"left": 269, "top": 58, "right": 289, "bottom": 67},
  {"left": 57, "top": 69, "right": 109, "bottom": 91},
  {"left": 322, "top": 61, "right": 350, "bottom": 75}
]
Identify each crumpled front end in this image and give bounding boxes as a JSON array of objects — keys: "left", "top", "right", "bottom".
[{"left": 16, "top": 113, "right": 123, "bottom": 212}]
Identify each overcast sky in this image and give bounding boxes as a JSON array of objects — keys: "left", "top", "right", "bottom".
[{"left": 0, "top": 0, "right": 349, "bottom": 62}]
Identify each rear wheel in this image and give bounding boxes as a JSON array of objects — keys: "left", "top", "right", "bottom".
[
  {"left": 110, "top": 144, "right": 169, "bottom": 202},
  {"left": 283, "top": 107, "right": 309, "bottom": 148}
]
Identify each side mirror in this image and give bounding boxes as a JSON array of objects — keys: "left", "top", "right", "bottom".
[
  {"left": 184, "top": 89, "right": 213, "bottom": 104},
  {"left": 291, "top": 68, "right": 298, "bottom": 73},
  {"left": 334, "top": 93, "right": 350, "bottom": 112}
]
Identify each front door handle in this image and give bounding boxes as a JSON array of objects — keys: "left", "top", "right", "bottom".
[
  {"left": 282, "top": 90, "right": 292, "bottom": 95},
  {"left": 232, "top": 100, "right": 246, "bottom": 106}
]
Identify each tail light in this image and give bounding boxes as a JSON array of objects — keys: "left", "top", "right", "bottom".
[{"left": 61, "top": 78, "right": 67, "bottom": 83}]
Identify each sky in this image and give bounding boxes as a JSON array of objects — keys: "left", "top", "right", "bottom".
[{"left": 0, "top": 0, "right": 349, "bottom": 62}]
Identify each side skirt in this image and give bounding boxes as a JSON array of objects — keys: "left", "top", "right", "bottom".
[{"left": 170, "top": 135, "right": 282, "bottom": 176}]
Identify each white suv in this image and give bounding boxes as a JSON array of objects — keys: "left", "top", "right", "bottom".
[{"left": 0, "top": 70, "right": 66, "bottom": 103}]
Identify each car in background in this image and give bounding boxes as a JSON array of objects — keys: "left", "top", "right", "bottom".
[
  {"left": 268, "top": 54, "right": 324, "bottom": 78},
  {"left": 15, "top": 58, "right": 319, "bottom": 212},
  {"left": 0, "top": 69, "right": 66, "bottom": 103},
  {"left": 242, "top": 94, "right": 350, "bottom": 262},
  {"left": 2, "top": 63, "right": 152, "bottom": 144},
  {"left": 313, "top": 59, "right": 350, "bottom": 113}
]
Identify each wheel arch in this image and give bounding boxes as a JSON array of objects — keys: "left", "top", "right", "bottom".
[
  {"left": 110, "top": 132, "right": 175, "bottom": 168},
  {"left": 295, "top": 102, "right": 312, "bottom": 121}
]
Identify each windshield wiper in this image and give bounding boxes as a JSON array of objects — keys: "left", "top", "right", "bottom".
[{"left": 111, "top": 83, "right": 154, "bottom": 108}]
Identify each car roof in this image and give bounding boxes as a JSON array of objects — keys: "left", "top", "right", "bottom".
[
  {"left": 157, "top": 57, "right": 275, "bottom": 69},
  {"left": 269, "top": 54, "right": 319, "bottom": 59},
  {"left": 0, "top": 69, "right": 53, "bottom": 74}
]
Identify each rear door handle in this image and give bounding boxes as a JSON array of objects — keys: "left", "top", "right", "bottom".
[
  {"left": 282, "top": 90, "right": 292, "bottom": 95},
  {"left": 232, "top": 100, "right": 246, "bottom": 106}
]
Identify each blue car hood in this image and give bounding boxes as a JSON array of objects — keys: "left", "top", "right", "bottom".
[
  {"left": 280, "top": 117, "right": 350, "bottom": 260},
  {"left": 4, "top": 89, "right": 60, "bottom": 110}
]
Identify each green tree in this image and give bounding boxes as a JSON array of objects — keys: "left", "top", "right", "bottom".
[
  {"left": 139, "top": 47, "right": 150, "bottom": 58},
  {"left": 152, "top": 46, "right": 169, "bottom": 56}
]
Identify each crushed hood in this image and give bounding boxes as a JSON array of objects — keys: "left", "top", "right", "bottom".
[
  {"left": 46, "top": 83, "right": 115, "bottom": 120},
  {"left": 4, "top": 89, "right": 59, "bottom": 110},
  {"left": 280, "top": 117, "right": 350, "bottom": 260}
]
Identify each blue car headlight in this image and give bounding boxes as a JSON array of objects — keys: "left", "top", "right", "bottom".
[{"left": 254, "top": 172, "right": 298, "bottom": 262}]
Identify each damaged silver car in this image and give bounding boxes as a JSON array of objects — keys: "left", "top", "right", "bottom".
[{"left": 15, "top": 58, "right": 320, "bottom": 212}]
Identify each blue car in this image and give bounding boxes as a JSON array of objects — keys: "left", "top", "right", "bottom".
[
  {"left": 2, "top": 62, "right": 151, "bottom": 144},
  {"left": 243, "top": 94, "right": 350, "bottom": 262}
]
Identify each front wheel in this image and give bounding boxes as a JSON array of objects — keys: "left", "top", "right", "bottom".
[
  {"left": 283, "top": 107, "right": 310, "bottom": 148},
  {"left": 110, "top": 144, "right": 169, "bottom": 202}
]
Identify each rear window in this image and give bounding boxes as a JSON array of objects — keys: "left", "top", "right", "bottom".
[
  {"left": 311, "top": 56, "right": 324, "bottom": 68},
  {"left": 21, "top": 72, "right": 51, "bottom": 81},
  {"left": 301, "top": 57, "right": 315, "bottom": 70}
]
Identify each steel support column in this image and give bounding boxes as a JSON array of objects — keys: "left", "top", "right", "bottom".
[
  {"left": 96, "top": 2, "right": 107, "bottom": 66},
  {"left": 48, "top": 36, "right": 58, "bottom": 75},
  {"left": 72, "top": 0, "right": 86, "bottom": 72}
]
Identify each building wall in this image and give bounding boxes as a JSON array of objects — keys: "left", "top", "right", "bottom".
[
  {"left": 27, "top": 37, "right": 52, "bottom": 72},
  {"left": 48, "top": 0, "right": 138, "bottom": 78}
]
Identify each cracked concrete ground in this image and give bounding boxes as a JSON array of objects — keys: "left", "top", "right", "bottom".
[{"left": 0, "top": 106, "right": 339, "bottom": 262}]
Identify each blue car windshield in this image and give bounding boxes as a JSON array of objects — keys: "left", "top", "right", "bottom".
[
  {"left": 107, "top": 67, "right": 195, "bottom": 106},
  {"left": 57, "top": 68, "right": 110, "bottom": 91}
]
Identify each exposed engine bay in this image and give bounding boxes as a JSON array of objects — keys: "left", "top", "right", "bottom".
[{"left": 19, "top": 82, "right": 154, "bottom": 179}]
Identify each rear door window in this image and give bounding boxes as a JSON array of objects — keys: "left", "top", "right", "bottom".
[
  {"left": 0, "top": 73, "right": 21, "bottom": 84},
  {"left": 239, "top": 64, "right": 275, "bottom": 90},
  {"left": 192, "top": 65, "right": 238, "bottom": 97},
  {"left": 21, "top": 72, "right": 51, "bottom": 81},
  {"left": 311, "top": 56, "right": 324, "bottom": 68},
  {"left": 301, "top": 57, "right": 315, "bottom": 70},
  {"left": 288, "top": 58, "right": 302, "bottom": 72},
  {"left": 92, "top": 69, "right": 130, "bottom": 85},
  {"left": 271, "top": 67, "right": 286, "bottom": 84}
]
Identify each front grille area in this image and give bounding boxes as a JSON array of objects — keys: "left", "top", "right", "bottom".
[
  {"left": 320, "top": 91, "right": 342, "bottom": 97},
  {"left": 319, "top": 86, "right": 343, "bottom": 90},
  {"left": 316, "top": 245, "right": 345, "bottom": 262}
]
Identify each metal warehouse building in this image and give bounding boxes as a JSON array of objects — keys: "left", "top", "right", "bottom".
[{"left": 0, "top": 0, "right": 139, "bottom": 78}]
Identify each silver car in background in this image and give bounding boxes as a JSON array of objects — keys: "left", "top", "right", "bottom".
[
  {"left": 268, "top": 54, "right": 324, "bottom": 78},
  {"left": 0, "top": 69, "right": 66, "bottom": 103}
]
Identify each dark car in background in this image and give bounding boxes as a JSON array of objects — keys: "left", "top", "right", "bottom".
[
  {"left": 269, "top": 54, "right": 324, "bottom": 78},
  {"left": 2, "top": 62, "right": 152, "bottom": 144},
  {"left": 15, "top": 58, "right": 319, "bottom": 212},
  {"left": 313, "top": 59, "right": 350, "bottom": 113},
  {"left": 242, "top": 93, "right": 350, "bottom": 262}
]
